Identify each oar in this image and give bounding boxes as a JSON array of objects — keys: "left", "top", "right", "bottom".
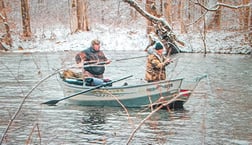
[{"left": 41, "top": 75, "right": 133, "bottom": 106}]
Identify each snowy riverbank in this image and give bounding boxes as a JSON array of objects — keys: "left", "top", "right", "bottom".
[{"left": 2, "top": 27, "right": 251, "bottom": 55}]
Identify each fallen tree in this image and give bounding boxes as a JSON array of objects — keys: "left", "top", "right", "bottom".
[{"left": 123, "top": 0, "right": 184, "bottom": 56}]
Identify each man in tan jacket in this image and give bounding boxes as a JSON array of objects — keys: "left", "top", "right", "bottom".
[{"left": 145, "top": 42, "right": 172, "bottom": 83}]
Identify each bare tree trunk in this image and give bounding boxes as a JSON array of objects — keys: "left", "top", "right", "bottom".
[
  {"left": 76, "top": 0, "right": 89, "bottom": 31},
  {"left": 0, "top": 0, "right": 12, "bottom": 49},
  {"left": 177, "top": 1, "right": 181, "bottom": 20},
  {"left": 202, "top": 1, "right": 207, "bottom": 55},
  {"left": 70, "top": 0, "right": 89, "bottom": 33},
  {"left": 145, "top": 0, "right": 160, "bottom": 34},
  {"left": 130, "top": 8, "right": 137, "bottom": 21},
  {"left": 164, "top": 0, "right": 172, "bottom": 24},
  {"left": 21, "top": 0, "right": 32, "bottom": 38},
  {"left": 207, "top": 0, "right": 222, "bottom": 30},
  {"left": 179, "top": 1, "right": 186, "bottom": 33},
  {"left": 160, "top": 0, "right": 163, "bottom": 14},
  {"left": 249, "top": 0, "right": 252, "bottom": 49},
  {"left": 242, "top": 0, "right": 250, "bottom": 40},
  {"left": 70, "top": 0, "right": 78, "bottom": 33}
]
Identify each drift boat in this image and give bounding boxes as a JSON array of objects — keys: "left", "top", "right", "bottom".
[{"left": 56, "top": 73, "right": 193, "bottom": 109}]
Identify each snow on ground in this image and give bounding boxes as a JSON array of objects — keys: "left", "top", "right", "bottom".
[
  {"left": 3, "top": 24, "right": 252, "bottom": 54},
  {"left": 177, "top": 31, "right": 251, "bottom": 54}
]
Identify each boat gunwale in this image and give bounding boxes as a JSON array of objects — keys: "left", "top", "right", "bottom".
[
  {"left": 59, "top": 76, "right": 184, "bottom": 90},
  {"left": 56, "top": 75, "right": 192, "bottom": 108}
]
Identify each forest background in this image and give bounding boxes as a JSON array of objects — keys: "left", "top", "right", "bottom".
[{"left": 0, "top": 0, "right": 251, "bottom": 54}]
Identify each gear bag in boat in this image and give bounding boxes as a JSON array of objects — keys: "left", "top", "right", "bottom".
[{"left": 84, "top": 77, "right": 112, "bottom": 86}]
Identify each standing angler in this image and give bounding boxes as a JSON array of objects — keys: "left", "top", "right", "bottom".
[
  {"left": 145, "top": 42, "right": 172, "bottom": 83},
  {"left": 75, "top": 39, "right": 111, "bottom": 79}
]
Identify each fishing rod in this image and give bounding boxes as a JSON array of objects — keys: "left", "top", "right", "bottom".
[
  {"left": 63, "top": 53, "right": 178, "bottom": 69},
  {"left": 82, "top": 53, "right": 180, "bottom": 67},
  {"left": 114, "top": 55, "right": 147, "bottom": 61},
  {"left": 81, "top": 55, "right": 148, "bottom": 67}
]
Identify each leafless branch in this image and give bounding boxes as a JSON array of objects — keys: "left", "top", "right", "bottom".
[
  {"left": 216, "top": 2, "right": 250, "bottom": 9},
  {"left": 191, "top": 0, "right": 251, "bottom": 11},
  {"left": 123, "top": 0, "right": 172, "bottom": 31},
  {"left": 0, "top": 13, "right": 6, "bottom": 20},
  {"left": 126, "top": 91, "right": 191, "bottom": 145},
  {"left": 0, "top": 64, "right": 63, "bottom": 144},
  {"left": 25, "top": 123, "right": 41, "bottom": 145},
  {"left": 103, "top": 90, "right": 135, "bottom": 128},
  {"left": 123, "top": 0, "right": 183, "bottom": 56}
]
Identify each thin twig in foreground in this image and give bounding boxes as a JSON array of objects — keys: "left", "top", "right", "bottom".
[
  {"left": 126, "top": 91, "right": 190, "bottom": 145},
  {"left": 0, "top": 67, "right": 60, "bottom": 144}
]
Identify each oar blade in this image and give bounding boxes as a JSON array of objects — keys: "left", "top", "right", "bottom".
[{"left": 41, "top": 100, "right": 59, "bottom": 106}]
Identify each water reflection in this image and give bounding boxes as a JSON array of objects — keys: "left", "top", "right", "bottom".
[
  {"left": 81, "top": 107, "right": 107, "bottom": 140},
  {"left": 0, "top": 52, "right": 251, "bottom": 145},
  {"left": 82, "top": 108, "right": 106, "bottom": 125}
]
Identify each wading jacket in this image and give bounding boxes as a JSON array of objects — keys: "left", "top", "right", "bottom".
[
  {"left": 145, "top": 53, "right": 168, "bottom": 82},
  {"left": 75, "top": 47, "right": 108, "bottom": 77}
]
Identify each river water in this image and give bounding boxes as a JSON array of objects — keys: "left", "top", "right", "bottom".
[{"left": 0, "top": 50, "right": 251, "bottom": 145}]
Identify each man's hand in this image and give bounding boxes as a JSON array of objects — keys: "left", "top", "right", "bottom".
[
  {"left": 96, "top": 60, "right": 111, "bottom": 65},
  {"left": 164, "top": 58, "right": 172, "bottom": 65},
  {"left": 106, "top": 60, "right": 112, "bottom": 64}
]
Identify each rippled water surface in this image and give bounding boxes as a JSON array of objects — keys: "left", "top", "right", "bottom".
[{"left": 0, "top": 51, "right": 251, "bottom": 145}]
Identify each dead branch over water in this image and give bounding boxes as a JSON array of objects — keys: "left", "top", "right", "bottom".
[{"left": 126, "top": 91, "right": 191, "bottom": 145}]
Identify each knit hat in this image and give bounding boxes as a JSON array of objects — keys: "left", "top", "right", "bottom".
[{"left": 155, "top": 42, "right": 163, "bottom": 50}]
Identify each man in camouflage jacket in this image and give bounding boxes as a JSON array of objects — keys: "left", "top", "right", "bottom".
[{"left": 145, "top": 42, "right": 172, "bottom": 82}]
